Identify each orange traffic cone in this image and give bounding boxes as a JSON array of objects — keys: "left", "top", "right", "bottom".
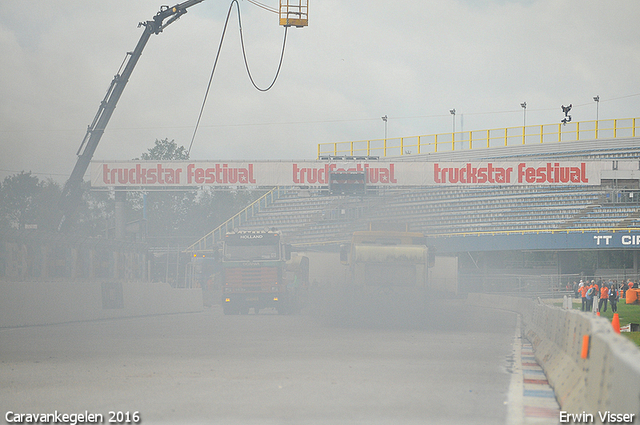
[
  {"left": 612, "top": 313, "right": 621, "bottom": 334},
  {"left": 597, "top": 311, "right": 600, "bottom": 316}
]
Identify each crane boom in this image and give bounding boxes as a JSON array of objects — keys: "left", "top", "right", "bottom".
[{"left": 58, "top": 0, "right": 206, "bottom": 231}]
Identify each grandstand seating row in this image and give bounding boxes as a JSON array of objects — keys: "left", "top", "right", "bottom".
[
  {"left": 233, "top": 184, "right": 640, "bottom": 246},
  {"left": 227, "top": 138, "right": 640, "bottom": 246}
]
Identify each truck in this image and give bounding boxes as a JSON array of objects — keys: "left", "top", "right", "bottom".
[
  {"left": 341, "top": 229, "right": 432, "bottom": 295},
  {"left": 221, "top": 230, "right": 308, "bottom": 315},
  {"left": 340, "top": 225, "right": 459, "bottom": 299}
]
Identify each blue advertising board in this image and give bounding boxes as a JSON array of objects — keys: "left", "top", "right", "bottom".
[{"left": 428, "top": 231, "right": 640, "bottom": 253}]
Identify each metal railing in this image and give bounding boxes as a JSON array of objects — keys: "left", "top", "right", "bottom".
[
  {"left": 184, "top": 187, "right": 285, "bottom": 253},
  {"left": 318, "top": 117, "right": 639, "bottom": 158}
]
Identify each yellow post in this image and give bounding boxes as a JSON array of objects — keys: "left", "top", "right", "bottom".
[
  {"left": 435, "top": 134, "right": 438, "bottom": 153},
  {"left": 540, "top": 125, "right": 543, "bottom": 144},
  {"left": 522, "top": 125, "right": 525, "bottom": 145},
  {"left": 417, "top": 136, "right": 421, "bottom": 154},
  {"left": 350, "top": 141, "right": 354, "bottom": 156},
  {"left": 576, "top": 121, "right": 579, "bottom": 141},
  {"left": 401, "top": 137, "right": 404, "bottom": 155},
  {"left": 486, "top": 129, "right": 490, "bottom": 148},
  {"left": 504, "top": 127, "right": 508, "bottom": 147}
]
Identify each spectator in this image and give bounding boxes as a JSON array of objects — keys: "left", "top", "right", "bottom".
[
  {"left": 609, "top": 283, "right": 619, "bottom": 314},
  {"left": 578, "top": 281, "right": 589, "bottom": 312},
  {"left": 599, "top": 283, "right": 609, "bottom": 313},
  {"left": 591, "top": 281, "right": 599, "bottom": 313},
  {"left": 585, "top": 284, "right": 595, "bottom": 312}
]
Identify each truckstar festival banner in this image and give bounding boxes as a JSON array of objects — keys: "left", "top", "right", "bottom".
[{"left": 91, "top": 160, "right": 604, "bottom": 188}]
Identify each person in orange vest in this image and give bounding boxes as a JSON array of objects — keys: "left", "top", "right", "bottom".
[
  {"left": 578, "top": 281, "right": 589, "bottom": 312},
  {"left": 598, "top": 283, "right": 609, "bottom": 313}
]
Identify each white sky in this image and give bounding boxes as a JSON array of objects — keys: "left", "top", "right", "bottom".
[{"left": 1, "top": 0, "right": 639, "bottom": 183}]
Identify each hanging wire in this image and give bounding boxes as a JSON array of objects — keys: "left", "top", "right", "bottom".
[
  {"left": 188, "top": 0, "right": 288, "bottom": 155},
  {"left": 237, "top": 6, "right": 288, "bottom": 92},
  {"left": 246, "top": 0, "right": 278, "bottom": 14}
]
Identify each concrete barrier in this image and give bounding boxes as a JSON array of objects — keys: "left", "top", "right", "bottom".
[
  {"left": 0, "top": 280, "right": 203, "bottom": 328},
  {"left": 468, "top": 293, "right": 640, "bottom": 420}
]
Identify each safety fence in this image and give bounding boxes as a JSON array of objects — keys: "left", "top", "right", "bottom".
[
  {"left": 318, "top": 117, "right": 639, "bottom": 158},
  {"left": 468, "top": 293, "right": 640, "bottom": 416}
]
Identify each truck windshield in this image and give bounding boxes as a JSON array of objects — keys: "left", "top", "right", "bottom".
[{"left": 224, "top": 244, "right": 279, "bottom": 261}]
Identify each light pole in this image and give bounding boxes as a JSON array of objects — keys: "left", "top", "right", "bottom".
[
  {"left": 450, "top": 109, "right": 456, "bottom": 134},
  {"left": 593, "top": 95, "right": 600, "bottom": 121},
  {"left": 520, "top": 102, "right": 527, "bottom": 127},
  {"left": 381, "top": 115, "right": 388, "bottom": 140}
]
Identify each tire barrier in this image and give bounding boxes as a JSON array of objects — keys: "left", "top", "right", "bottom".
[
  {"left": 0, "top": 280, "right": 203, "bottom": 328},
  {"left": 468, "top": 293, "right": 640, "bottom": 420}
]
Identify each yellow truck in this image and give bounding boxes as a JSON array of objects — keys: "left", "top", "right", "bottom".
[
  {"left": 340, "top": 229, "right": 431, "bottom": 293},
  {"left": 339, "top": 225, "right": 459, "bottom": 297}
]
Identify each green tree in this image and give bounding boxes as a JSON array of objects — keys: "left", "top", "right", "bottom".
[
  {"left": 182, "top": 187, "right": 266, "bottom": 241},
  {"left": 138, "top": 138, "right": 189, "bottom": 161},
  {"left": 0, "top": 172, "right": 66, "bottom": 232},
  {"left": 73, "top": 181, "right": 115, "bottom": 237},
  {"left": 129, "top": 139, "right": 193, "bottom": 245},
  {"left": 0, "top": 171, "right": 42, "bottom": 230}
]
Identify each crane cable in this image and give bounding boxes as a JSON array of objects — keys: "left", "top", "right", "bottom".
[
  {"left": 188, "top": 0, "right": 288, "bottom": 155},
  {"left": 245, "top": 0, "right": 279, "bottom": 14}
]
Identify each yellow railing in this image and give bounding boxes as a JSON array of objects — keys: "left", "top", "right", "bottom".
[
  {"left": 318, "top": 117, "right": 639, "bottom": 158},
  {"left": 184, "top": 187, "right": 285, "bottom": 253}
]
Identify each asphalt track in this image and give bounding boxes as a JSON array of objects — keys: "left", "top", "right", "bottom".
[{"left": 1, "top": 297, "right": 520, "bottom": 425}]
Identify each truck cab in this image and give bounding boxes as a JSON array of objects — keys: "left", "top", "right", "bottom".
[{"left": 221, "top": 230, "right": 307, "bottom": 315}]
